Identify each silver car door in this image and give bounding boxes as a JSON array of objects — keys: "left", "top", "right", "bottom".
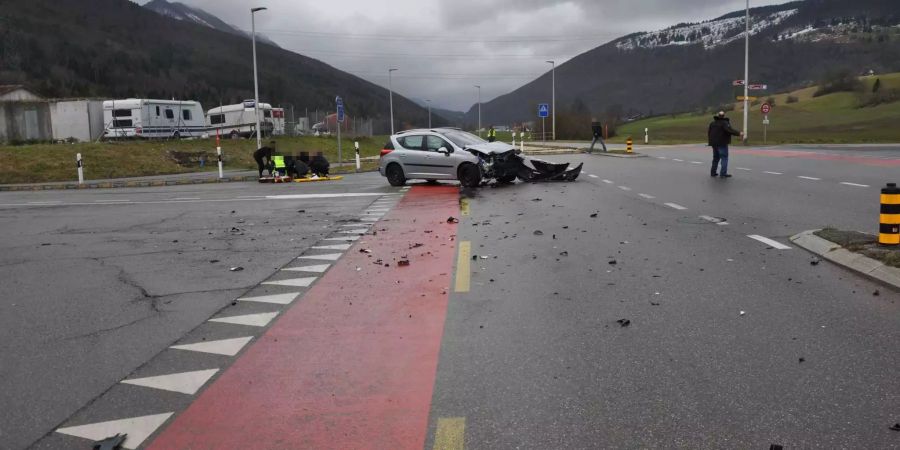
[
  {"left": 398, "top": 134, "right": 427, "bottom": 178},
  {"left": 424, "top": 135, "right": 456, "bottom": 179}
]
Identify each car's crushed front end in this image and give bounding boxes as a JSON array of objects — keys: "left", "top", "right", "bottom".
[{"left": 464, "top": 143, "right": 583, "bottom": 183}]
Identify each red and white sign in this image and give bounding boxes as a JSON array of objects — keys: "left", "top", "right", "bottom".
[
  {"left": 761, "top": 103, "right": 771, "bottom": 114},
  {"left": 749, "top": 84, "right": 768, "bottom": 90},
  {"left": 733, "top": 80, "right": 746, "bottom": 86}
]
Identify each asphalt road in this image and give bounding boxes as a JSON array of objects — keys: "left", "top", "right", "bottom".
[
  {"left": 0, "top": 175, "right": 399, "bottom": 449},
  {"left": 2, "top": 144, "right": 899, "bottom": 449},
  {"left": 428, "top": 146, "right": 900, "bottom": 449}
]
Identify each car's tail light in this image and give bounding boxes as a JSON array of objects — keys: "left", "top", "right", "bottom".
[{"left": 380, "top": 149, "right": 393, "bottom": 157}]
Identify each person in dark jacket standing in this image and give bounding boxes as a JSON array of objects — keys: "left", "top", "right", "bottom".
[
  {"left": 589, "top": 118, "right": 607, "bottom": 153},
  {"left": 253, "top": 141, "right": 277, "bottom": 178},
  {"left": 707, "top": 111, "right": 743, "bottom": 178}
]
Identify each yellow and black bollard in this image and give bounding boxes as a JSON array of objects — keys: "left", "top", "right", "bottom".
[
  {"left": 626, "top": 137, "right": 633, "bottom": 153},
  {"left": 880, "top": 182, "right": 900, "bottom": 245}
]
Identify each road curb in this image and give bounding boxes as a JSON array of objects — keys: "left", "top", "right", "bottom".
[
  {"left": 0, "top": 170, "right": 378, "bottom": 192},
  {"left": 589, "top": 152, "right": 648, "bottom": 158},
  {"left": 790, "top": 229, "right": 900, "bottom": 291}
]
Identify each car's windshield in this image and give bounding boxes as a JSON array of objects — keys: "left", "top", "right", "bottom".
[{"left": 441, "top": 130, "right": 486, "bottom": 147}]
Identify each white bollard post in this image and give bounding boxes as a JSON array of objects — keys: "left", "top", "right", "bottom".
[
  {"left": 511, "top": 132, "right": 516, "bottom": 147},
  {"left": 354, "top": 141, "right": 361, "bottom": 173},
  {"left": 645, "top": 128, "right": 649, "bottom": 144},
  {"left": 216, "top": 130, "right": 224, "bottom": 179},
  {"left": 519, "top": 132, "right": 525, "bottom": 154},
  {"left": 76, "top": 153, "right": 84, "bottom": 184}
]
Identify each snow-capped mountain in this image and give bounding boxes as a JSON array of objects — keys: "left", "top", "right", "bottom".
[{"left": 143, "top": 0, "right": 279, "bottom": 47}]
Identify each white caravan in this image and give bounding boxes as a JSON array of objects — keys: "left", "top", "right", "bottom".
[
  {"left": 206, "top": 100, "right": 274, "bottom": 139},
  {"left": 102, "top": 99, "right": 206, "bottom": 139}
]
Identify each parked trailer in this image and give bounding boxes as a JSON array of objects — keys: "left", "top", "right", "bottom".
[
  {"left": 272, "top": 107, "right": 285, "bottom": 136},
  {"left": 102, "top": 99, "right": 206, "bottom": 139},
  {"left": 206, "top": 100, "right": 274, "bottom": 139}
]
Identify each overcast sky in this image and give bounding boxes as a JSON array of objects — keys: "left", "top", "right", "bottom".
[{"left": 136, "top": 0, "right": 789, "bottom": 111}]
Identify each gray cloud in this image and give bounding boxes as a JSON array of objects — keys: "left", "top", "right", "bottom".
[{"left": 139, "top": 0, "right": 789, "bottom": 111}]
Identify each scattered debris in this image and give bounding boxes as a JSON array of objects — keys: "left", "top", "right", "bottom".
[
  {"left": 410, "top": 243, "right": 424, "bottom": 249},
  {"left": 873, "top": 290, "right": 880, "bottom": 297},
  {"left": 616, "top": 319, "right": 631, "bottom": 327},
  {"left": 650, "top": 302, "right": 661, "bottom": 306},
  {"left": 297, "top": 209, "right": 306, "bottom": 213},
  {"left": 398, "top": 260, "right": 410, "bottom": 267},
  {"left": 534, "top": 230, "right": 544, "bottom": 236},
  {"left": 229, "top": 267, "right": 244, "bottom": 272},
  {"left": 810, "top": 259, "right": 821, "bottom": 266},
  {"left": 740, "top": 311, "right": 746, "bottom": 316},
  {"left": 890, "top": 423, "right": 900, "bottom": 431},
  {"left": 209, "top": 260, "right": 220, "bottom": 264},
  {"left": 532, "top": 198, "right": 542, "bottom": 202},
  {"left": 608, "top": 260, "right": 617, "bottom": 265},
  {"left": 770, "top": 445, "right": 784, "bottom": 450},
  {"left": 559, "top": 251, "right": 568, "bottom": 256},
  {"left": 590, "top": 213, "right": 598, "bottom": 218},
  {"left": 360, "top": 249, "right": 372, "bottom": 254},
  {"left": 447, "top": 217, "right": 460, "bottom": 224},
  {"left": 799, "top": 357, "right": 805, "bottom": 363},
  {"left": 93, "top": 434, "right": 127, "bottom": 450}
]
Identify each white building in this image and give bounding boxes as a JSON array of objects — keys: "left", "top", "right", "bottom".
[{"left": 50, "top": 100, "right": 105, "bottom": 142}]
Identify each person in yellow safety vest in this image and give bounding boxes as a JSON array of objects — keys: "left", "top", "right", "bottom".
[
  {"left": 488, "top": 126, "right": 496, "bottom": 142},
  {"left": 272, "top": 155, "right": 286, "bottom": 176}
]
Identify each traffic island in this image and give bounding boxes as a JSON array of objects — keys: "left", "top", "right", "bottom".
[{"left": 790, "top": 228, "right": 900, "bottom": 289}]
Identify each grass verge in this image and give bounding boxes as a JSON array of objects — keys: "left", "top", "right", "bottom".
[{"left": 815, "top": 228, "right": 900, "bottom": 268}]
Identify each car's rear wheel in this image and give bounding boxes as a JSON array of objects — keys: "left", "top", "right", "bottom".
[
  {"left": 458, "top": 163, "right": 482, "bottom": 188},
  {"left": 386, "top": 163, "right": 406, "bottom": 187}
]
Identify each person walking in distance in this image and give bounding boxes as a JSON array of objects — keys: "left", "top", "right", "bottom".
[
  {"left": 487, "top": 126, "right": 497, "bottom": 143},
  {"left": 254, "top": 140, "right": 277, "bottom": 178},
  {"left": 589, "top": 117, "right": 607, "bottom": 153},
  {"left": 707, "top": 111, "right": 743, "bottom": 178}
]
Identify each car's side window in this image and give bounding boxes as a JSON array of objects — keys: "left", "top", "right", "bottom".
[
  {"left": 399, "top": 135, "right": 424, "bottom": 150},
  {"left": 425, "top": 135, "right": 450, "bottom": 152}
]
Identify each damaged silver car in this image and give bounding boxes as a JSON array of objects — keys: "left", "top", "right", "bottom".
[{"left": 379, "top": 128, "right": 582, "bottom": 188}]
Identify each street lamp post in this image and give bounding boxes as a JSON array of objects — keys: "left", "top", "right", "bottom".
[
  {"left": 251, "top": 6, "right": 267, "bottom": 150},
  {"left": 742, "top": 0, "right": 750, "bottom": 143},
  {"left": 546, "top": 60, "right": 556, "bottom": 141},
  {"left": 388, "top": 68, "right": 398, "bottom": 135},
  {"left": 426, "top": 99, "right": 432, "bottom": 128},
  {"left": 474, "top": 85, "right": 481, "bottom": 137}
]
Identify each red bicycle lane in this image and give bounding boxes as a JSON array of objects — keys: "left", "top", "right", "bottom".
[{"left": 147, "top": 185, "right": 460, "bottom": 450}]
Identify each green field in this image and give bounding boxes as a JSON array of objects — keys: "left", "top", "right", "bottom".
[
  {"left": 0, "top": 135, "right": 390, "bottom": 185},
  {"left": 613, "top": 73, "right": 900, "bottom": 145}
]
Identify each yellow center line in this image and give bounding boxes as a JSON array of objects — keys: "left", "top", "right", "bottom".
[
  {"left": 433, "top": 417, "right": 466, "bottom": 450},
  {"left": 460, "top": 198, "right": 471, "bottom": 216},
  {"left": 455, "top": 241, "right": 471, "bottom": 293}
]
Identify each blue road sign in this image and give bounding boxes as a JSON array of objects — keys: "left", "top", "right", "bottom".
[
  {"left": 538, "top": 103, "right": 550, "bottom": 118},
  {"left": 335, "top": 96, "right": 344, "bottom": 107},
  {"left": 337, "top": 105, "right": 345, "bottom": 123}
]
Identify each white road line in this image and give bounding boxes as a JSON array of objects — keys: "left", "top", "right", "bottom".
[
  {"left": 173, "top": 197, "right": 201, "bottom": 200},
  {"left": 618, "top": 186, "right": 632, "bottom": 191},
  {"left": 736, "top": 167, "right": 752, "bottom": 171},
  {"left": 313, "top": 243, "right": 352, "bottom": 251},
  {"left": 699, "top": 215, "right": 729, "bottom": 226},
  {"left": 589, "top": 174, "right": 599, "bottom": 179},
  {"left": 237, "top": 293, "right": 300, "bottom": 304},
  {"left": 763, "top": 171, "right": 783, "bottom": 175},
  {"left": 797, "top": 176, "right": 821, "bottom": 181},
  {"left": 263, "top": 277, "right": 318, "bottom": 288},
  {"left": 265, "top": 193, "right": 384, "bottom": 200},
  {"left": 602, "top": 179, "right": 614, "bottom": 184},
  {"left": 656, "top": 156, "right": 668, "bottom": 160},
  {"left": 170, "top": 337, "right": 253, "bottom": 356},
  {"left": 27, "top": 201, "right": 62, "bottom": 205},
  {"left": 664, "top": 203, "right": 688, "bottom": 210},
  {"left": 325, "top": 235, "right": 360, "bottom": 241},
  {"left": 56, "top": 413, "right": 174, "bottom": 449},
  {"left": 341, "top": 223, "right": 371, "bottom": 227},
  {"left": 747, "top": 235, "right": 792, "bottom": 250},
  {"left": 638, "top": 194, "right": 655, "bottom": 199},
  {"left": 673, "top": 159, "right": 684, "bottom": 162},
  {"left": 121, "top": 369, "right": 219, "bottom": 395},
  {"left": 690, "top": 161, "right": 704, "bottom": 165},
  {"left": 209, "top": 312, "right": 280, "bottom": 327},
  {"left": 840, "top": 182, "right": 870, "bottom": 188},
  {"left": 95, "top": 199, "right": 131, "bottom": 203},
  {"left": 237, "top": 195, "right": 265, "bottom": 199},
  {"left": 367, "top": 208, "right": 390, "bottom": 212}
]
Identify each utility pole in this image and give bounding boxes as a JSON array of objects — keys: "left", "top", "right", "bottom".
[
  {"left": 547, "top": 60, "right": 556, "bottom": 141},
  {"left": 251, "top": 7, "right": 267, "bottom": 150},
  {"left": 474, "top": 85, "right": 481, "bottom": 137},
  {"left": 389, "top": 68, "right": 398, "bottom": 134},
  {"left": 426, "top": 99, "right": 432, "bottom": 128},
  {"left": 743, "top": 0, "right": 750, "bottom": 143}
]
